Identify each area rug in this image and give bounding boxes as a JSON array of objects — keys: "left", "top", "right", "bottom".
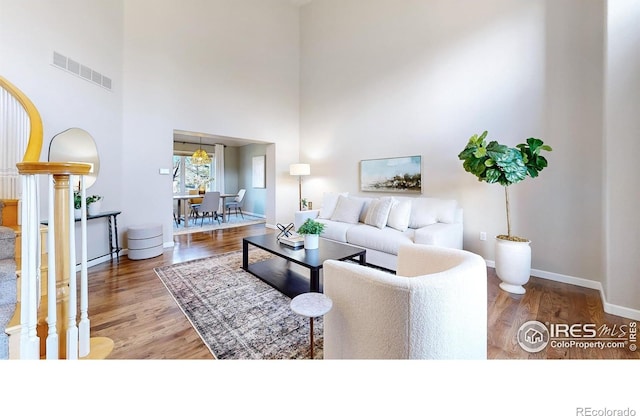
[
  {"left": 154, "top": 249, "right": 322, "bottom": 359},
  {"left": 172, "top": 214, "right": 266, "bottom": 236}
]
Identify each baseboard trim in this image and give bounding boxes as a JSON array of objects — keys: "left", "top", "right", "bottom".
[
  {"left": 75, "top": 253, "right": 123, "bottom": 271},
  {"left": 484, "top": 260, "right": 640, "bottom": 321}
]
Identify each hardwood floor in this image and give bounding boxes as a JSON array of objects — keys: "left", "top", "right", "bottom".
[{"left": 87, "top": 224, "right": 639, "bottom": 359}]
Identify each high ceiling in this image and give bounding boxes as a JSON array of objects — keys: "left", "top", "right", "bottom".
[{"left": 173, "top": 130, "right": 268, "bottom": 148}]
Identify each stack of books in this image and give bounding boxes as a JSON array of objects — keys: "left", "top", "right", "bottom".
[{"left": 278, "top": 234, "right": 304, "bottom": 248}]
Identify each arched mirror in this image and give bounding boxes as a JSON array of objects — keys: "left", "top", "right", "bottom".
[{"left": 48, "top": 128, "right": 100, "bottom": 189}]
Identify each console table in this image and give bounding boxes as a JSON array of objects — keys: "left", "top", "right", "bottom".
[{"left": 42, "top": 210, "right": 122, "bottom": 262}]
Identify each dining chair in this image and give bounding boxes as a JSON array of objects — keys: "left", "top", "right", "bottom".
[
  {"left": 195, "top": 191, "right": 222, "bottom": 226},
  {"left": 226, "top": 189, "right": 246, "bottom": 219},
  {"left": 189, "top": 189, "right": 203, "bottom": 218},
  {"left": 173, "top": 199, "right": 181, "bottom": 227}
]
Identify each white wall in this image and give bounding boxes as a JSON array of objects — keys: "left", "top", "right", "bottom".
[
  {"left": 238, "top": 143, "right": 269, "bottom": 217},
  {"left": 605, "top": 0, "right": 640, "bottom": 311},
  {"left": 0, "top": 0, "right": 124, "bottom": 261},
  {"left": 300, "top": 1, "right": 607, "bottom": 284},
  {"left": 122, "top": 0, "right": 302, "bottom": 244}
]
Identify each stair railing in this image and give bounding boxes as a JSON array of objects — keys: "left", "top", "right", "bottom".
[{"left": 1, "top": 76, "right": 95, "bottom": 359}]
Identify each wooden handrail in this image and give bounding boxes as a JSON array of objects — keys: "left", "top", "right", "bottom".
[
  {"left": 2, "top": 77, "right": 112, "bottom": 359},
  {"left": 0, "top": 76, "right": 43, "bottom": 162},
  {"left": 16, "top": 161, "right": 92, "bottom": 176}
]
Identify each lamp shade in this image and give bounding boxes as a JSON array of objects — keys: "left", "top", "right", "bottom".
[
  {"left": 192, "top": 148, "right": 210, "bottom": 165},
  {"left": 290, "top": 163, "right": 310, "bottom": 176},
  {"left": 192, "top": 137, "right": 210, "bottom": 165}
]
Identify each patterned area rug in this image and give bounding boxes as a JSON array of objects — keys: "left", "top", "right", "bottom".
[
  {"left": 172, "top": 214, "right": 266, "bottom": 236},
  {"left": 154, "top": 249, "right": 322, "bottom": 359}
]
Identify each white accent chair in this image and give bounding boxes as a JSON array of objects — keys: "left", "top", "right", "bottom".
[
  {"left": 225, "top": 188, "right": 246, "bottom": 219},
  {"left": 322, "top": 244, "right": 487, "bottom": 359}
]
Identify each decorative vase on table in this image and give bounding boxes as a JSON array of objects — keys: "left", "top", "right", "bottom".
[
  {"left": 88, "top": 200, "right": 101, "bottom": 216},
  {"left": 304, "top": 234, "right": 319, "bottom": 250}
]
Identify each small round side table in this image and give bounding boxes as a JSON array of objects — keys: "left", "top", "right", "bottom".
[{"left": 290, "top": 292, "right": 333, "bottom": 359}]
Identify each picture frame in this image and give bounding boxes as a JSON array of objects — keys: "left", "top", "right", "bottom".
[
  {"left": 360, "top": 155, "right": 422, "bottom": 193},
  {"left": 252, "top": 155, "right": 266, "bottom": 188}
]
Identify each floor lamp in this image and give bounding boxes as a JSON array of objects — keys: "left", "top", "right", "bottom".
[{"left": 290, "top": 163, "right": 310, "bottom": 211}]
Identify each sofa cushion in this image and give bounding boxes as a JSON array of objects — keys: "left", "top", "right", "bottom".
[
  {"left": 330, "top": 195, "right": 364, "bottom": 224},
  {"left": 363, "top": 197, "right": 393, "bottom": 229},
  {"left": 409, "top": 198, "right": 458, "bottom": 228},
  {"left": 346, "top": 224, "right": 414, "bottom": 256},
  {"left": 319, "top": 192, "right": 348, "bottom": 219},
  {"left": 356, "top": 197, "right": 374, "bottom": 223},
  {"left": 387, "top": 198, "right": 412, "bottom": 232},
  {"left": 318, "top": 219, "right": 354, "bottom": 243}
]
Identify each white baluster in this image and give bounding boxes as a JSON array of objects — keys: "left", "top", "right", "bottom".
[
  {"left": 46, "top": 174, "right": 58, "bottom": 359},
  {"left": 78, "top": 176, "right": 90, "bottom": 357},
  {"left": 66, "top": 180, "right": 78, "bottom": 359},
  {"left": 19, "top": 174, "right": 40, "bottom": 359}
]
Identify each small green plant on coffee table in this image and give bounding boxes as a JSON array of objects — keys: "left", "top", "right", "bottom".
[{"left": 297, "top": 218, "right": 325, "bottom": 235}]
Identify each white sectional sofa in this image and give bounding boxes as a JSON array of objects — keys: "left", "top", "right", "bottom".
[{"left": 294, "top": 192, "right": 463, "bottom": 271}]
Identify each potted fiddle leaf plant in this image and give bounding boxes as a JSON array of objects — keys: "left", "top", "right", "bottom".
[
  {"left": 296, "top": 218, "right": 326, "bottom": 250},
  {"left": 458, "top": 131, "right": 552, "bottom": 294}
]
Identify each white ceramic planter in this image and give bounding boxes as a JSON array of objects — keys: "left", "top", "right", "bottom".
[
  {"left": 88, "top": 201, "right": 101, "bottom": 216},
  {"left": 304, "top": 234, "right": 319, "bottom": 250},
  {"left": 74, "top": 208, "right": 82, "bottom": 219},
  {"left": 495, "top": 237, "right": 531, "bottom": 294}
]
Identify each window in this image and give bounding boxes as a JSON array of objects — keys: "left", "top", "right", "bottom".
[{"left": 173, "top": 154, "right": 215, "bottom": 194}]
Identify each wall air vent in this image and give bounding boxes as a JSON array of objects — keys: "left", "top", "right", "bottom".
[{"left": 51, "top": 51, "right": 112, "bottom": 91}]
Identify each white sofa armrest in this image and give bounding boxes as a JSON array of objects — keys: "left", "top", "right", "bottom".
[
  {"left": 294, "top": 209, "right": 320, "bottom": 230},
  {"left": 413, "top": 222, "right": 463, "bottom": 249}
]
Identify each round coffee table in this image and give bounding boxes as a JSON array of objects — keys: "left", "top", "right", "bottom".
[{"left": 290, "top": 292, "right": 332, "bottom": 359}]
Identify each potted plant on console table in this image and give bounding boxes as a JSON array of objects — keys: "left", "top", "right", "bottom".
[
  {"left": 296, "top": 218, "right": 326, "bottom": 250},
  {"left": 458, "top": 131, "right": 552, "bottom": 294},
  {"left": 86, "top": 195, "right": 103, "bottom": 216},
  {"left": 73, "top": 191, "right": 82, "bottom": 219}
]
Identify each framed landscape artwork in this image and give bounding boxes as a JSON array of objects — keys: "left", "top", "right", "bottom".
[{"left": 360, "top": 155, "right": 422, "bottom": 193}]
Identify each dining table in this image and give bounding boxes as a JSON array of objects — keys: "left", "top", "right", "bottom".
[
  {"left": 173, "top": 194, "right": 196, "bottom": 227},
  {"left": 173, "top": 192, "right": 238, "bottom": 226}
]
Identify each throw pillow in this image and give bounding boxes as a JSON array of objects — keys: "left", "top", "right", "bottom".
[
  {"left": 318, "top": 192, "right": 348, "bottom": 219},
  {"left": 330, "top": 195, "right": 364, "bottom": 224},
  {"left": 409, "top": 198, "right": 459, "bottom": 228},
  {"left": 387, "top": 198, "right": 412, "bottom": 232},
  {"left": 432, "top": 198, "right": 458, "bottom": 224},
  {"left": 364, "top": 197, "right": 393, "bottom": 229}
]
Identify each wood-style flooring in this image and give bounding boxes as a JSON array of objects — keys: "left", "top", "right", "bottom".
[{"left": 86, "top": 223, "right": 639, "bottom": 359}]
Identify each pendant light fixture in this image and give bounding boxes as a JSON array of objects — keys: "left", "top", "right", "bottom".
[{"left": 192, "top": 136, "right": 210, "bottom": 166}]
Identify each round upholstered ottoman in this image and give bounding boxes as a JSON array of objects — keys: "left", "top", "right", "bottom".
[{"left": 127, "top": 223, "right": 163, "bottom": 260}]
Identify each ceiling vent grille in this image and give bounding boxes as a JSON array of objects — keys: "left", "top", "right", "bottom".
[{"left": 51, "top": 51, "right": 112, "bottom": 91}]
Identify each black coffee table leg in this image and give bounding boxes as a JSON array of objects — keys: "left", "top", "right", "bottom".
[
  {"left": 310, "top": 268, "right": 320, "bottom": 292},
  {"left": 242, "top": 240, "right": 249, "bottom": 270}
]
